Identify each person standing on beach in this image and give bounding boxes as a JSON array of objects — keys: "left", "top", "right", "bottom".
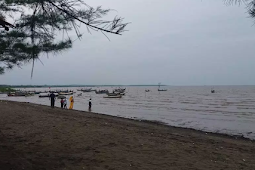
[
  {"left": 49, "top": 92, "right": 56, "bottom": 108},
  {"left": 63, "top": 98, "right": 67, "bottom": 109},
  {"left": 89, "top": 98, "right": 92, "bottom": 111},
  {"left": 60, "top": 98, "right": 64, "bottom": 108},
  {"left": 69, "top": 96, "right": 74, "bottom": 109}
]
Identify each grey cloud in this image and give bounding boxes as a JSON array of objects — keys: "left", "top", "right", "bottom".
[{"left": 1, "top": 0, "right": 255, "bottom": 85}]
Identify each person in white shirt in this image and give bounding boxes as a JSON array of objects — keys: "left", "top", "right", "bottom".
[{"left": 63, "top": 98, "right": 67, "bottom": 109}]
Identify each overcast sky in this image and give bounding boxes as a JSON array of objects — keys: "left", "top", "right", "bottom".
[{"left": 1, "top": 0, "right": 255, "bottom": 85}]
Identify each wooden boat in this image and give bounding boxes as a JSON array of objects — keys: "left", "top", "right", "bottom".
[
  {"left": 158, "top": 83, "right": 167, "bottom": 91},
  {"left": 95, "top": 90, "right": 109, "bottom": 94},
  {"left": 39, "top": 94, "right": 50, "bottom": 98},
  {"left": 58, "top": 95, "right": 66, "bottom": 99},
  {"left": 103, "top": 95, "right": 122, "bottom": 98},
  {"left": 50, "top": 90, "right": 73, "bottom": 93},
  {"left": 8, "top": 94, "right": 26, "bottom": 97},
  {"left": 39, "top": 94, "right": 59, "bottom": 98},
  {"left": 107, "top": 91, "right": 125, "bottom": 96},
  {"left": 81, "top": 89, "right": 92, "bottom": 92},
  {"left": 77, "top": 88, "right": 92, "bottom": 92},
  {"left": 158, "top": 89, "right": 167, "bottom": 91},
  {"left": 59, "top": 92, "right": 73, "bottom": 95},
  {"left": 114, "top": 88, "right": 126, "bottom": 93},
  {"left": 8, "top": 92, "right": 31, "bottom": 97}
]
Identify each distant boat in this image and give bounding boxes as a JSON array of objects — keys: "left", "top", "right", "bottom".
[
  {"left": 104, "top": 95, "right": 122, "bottom": 98},
  {"left": 39, "top": 94, "right": 59, "bottom": 98},
  {"left": 114, "top": 88, "right": 126, "bottom": 93},
  {"left": 95, "top": 90, "right": 109, "bottom": 94},
  {"left": 107, "top": 92, "right": 125, "bottom": 96},
  {"left": 211, "top": 89, "right": 215, "bottom": 93},
  {"left": 8, "top": 92, "right": 33, "bottom": 97},
  {"left": 145, "top": 90, "right": 150, "bottom": 92},
  {"left": 59, "top": 92, "right": 73, "bottom": 95},
  {"left": 158, "top": 83, "right": 167, "bottom": 91},
  {"left": 77, "top": 88, "right": 92, "bottom": 92},
  {"left": 39, "top": 94, "right": 47, "bottom": 98},
  {"left": 81, "top": 89, "right": 92, "bottom": 92},
  {"left": 58, "top": 95, "right": 66, "bottom": 99},
  {"left": 158, "top": 89, "right": 167, "bottom": 92},
  {"left": 8, "top": 94, "right": 26, "bottom": 97},
  {"left": 50, "top": 90, "right": 73, "bottom": 93}
]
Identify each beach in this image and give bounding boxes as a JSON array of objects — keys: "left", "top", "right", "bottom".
[{"left": 0, "top": 100, "right": 254, "bottom": 170}]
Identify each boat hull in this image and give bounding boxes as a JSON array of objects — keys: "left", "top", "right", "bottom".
[{"left": 104, "top": 95, "right": 122, "bottom": 98}]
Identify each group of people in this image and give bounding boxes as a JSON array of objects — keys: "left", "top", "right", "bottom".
[
  {"left": 49, "top": 92, "right": 92, "bottom": 110},
  {"left": 60, "top": 98, "right": 68, "bottom": 109}
]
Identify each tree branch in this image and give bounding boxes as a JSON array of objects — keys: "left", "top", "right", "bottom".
[{"left": 48, "top": 1, "right": 126, "bottom": 35}]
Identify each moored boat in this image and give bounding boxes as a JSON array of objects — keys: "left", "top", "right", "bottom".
[
  {"left": 81, "top": 88, "right": 92, "bottom": 92},
  {"left": 158, "top": 89, "right": 167, "bottom": 91},
  {"left": 158, "top": 83, "right": 167, "bottom": 91},
  {"left": 39, "top": 94, "right": 50, "bottom": 98},
  {"left": 95, "top": 90, "right": 109, "bottom": 94},
  {"left": 103, "top": 95, "right": 122, "bottom": 98},
  {"left": 107, "top": 92, "right": 125, "bottom": 96},
  {"left": 8, "top": 94, "right": 26, "bottom": 97},
  {"left": 59, "top": 92, "right": 73, "bottom": 95},
  {"left": 58, "top": 95, "right": 66, "bottom": 99},
  {"left": 39, "top": 94, "right": 59, "bottom": 98},
  {"left": 114, "top": 88, "right": 126, "bottom": 93},
  {"left": 7, "top": 92, "right": 32, "bottom": 97}
]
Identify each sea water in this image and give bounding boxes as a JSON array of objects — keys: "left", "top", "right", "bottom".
[{"left": 1, "top": 86, "right": 255, "bottom": 139}]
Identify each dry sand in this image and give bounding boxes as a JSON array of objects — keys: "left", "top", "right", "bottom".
[{"left": 0, "top": 100, "right": 254, "bottom": 170}]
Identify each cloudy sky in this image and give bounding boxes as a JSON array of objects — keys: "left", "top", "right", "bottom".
[{"left": 1, "top": 0, "right": 255, "bottom": 85}]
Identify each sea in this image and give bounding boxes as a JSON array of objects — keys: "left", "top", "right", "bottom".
[{"left": 1, "top": 86, "right": 255, "bottom": 139}]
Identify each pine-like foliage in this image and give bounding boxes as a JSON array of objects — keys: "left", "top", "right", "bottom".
[{"left": 0, "top": 0, "right": 128, "bottom": 75}]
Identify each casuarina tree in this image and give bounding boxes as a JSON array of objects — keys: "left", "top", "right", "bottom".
[{"left": 0, "top": 0, "right": 128, "bottom": 76}]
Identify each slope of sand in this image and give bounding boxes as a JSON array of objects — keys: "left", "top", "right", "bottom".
[{"left": 0, "top": 100, "right": 254, "bottom": 170}]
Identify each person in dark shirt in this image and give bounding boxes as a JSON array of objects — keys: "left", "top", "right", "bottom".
[
  {"left": 49, "top": 92, "right": 56, "bottom": 108},
  {"left": 60, "top": 98, "right": 64, "bottom": 108},
  {"left": 89, "top": 98, "right": 92, "bottom": 111}
]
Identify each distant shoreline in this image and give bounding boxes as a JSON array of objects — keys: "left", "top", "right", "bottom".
[
  {"left": 0, "top": 85, "right": 167, "bottom": 88},
  {"left": 1, "top": 85, "right": 255, "bottom": 88}
]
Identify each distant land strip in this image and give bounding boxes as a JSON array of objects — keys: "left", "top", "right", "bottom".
[{"left": 0, "top": 84, "right": 166, "bottom": 88}]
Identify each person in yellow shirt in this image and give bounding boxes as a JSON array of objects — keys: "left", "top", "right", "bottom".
[{"left": 69, "top": 96, "right": 74, "bottom": 109}]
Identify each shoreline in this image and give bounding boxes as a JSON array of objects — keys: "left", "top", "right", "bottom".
[
  {"left": 0, "top": 100, "right": 255, "bottom": 169},
  {"left": 1, "top": 100, "right": 252, "bottom": 141}
]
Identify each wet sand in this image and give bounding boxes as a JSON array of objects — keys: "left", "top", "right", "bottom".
[{"left": 0, "top": 100, "right": 255, "bottom": 170}]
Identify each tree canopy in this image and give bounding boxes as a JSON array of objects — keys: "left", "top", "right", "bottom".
[{"left": 0, "top": 0, "right": 128, "bottom": 75}]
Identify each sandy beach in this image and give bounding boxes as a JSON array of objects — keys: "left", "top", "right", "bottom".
[{"left": 0, "top": 100, "right": 255, "bottom": 170}]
